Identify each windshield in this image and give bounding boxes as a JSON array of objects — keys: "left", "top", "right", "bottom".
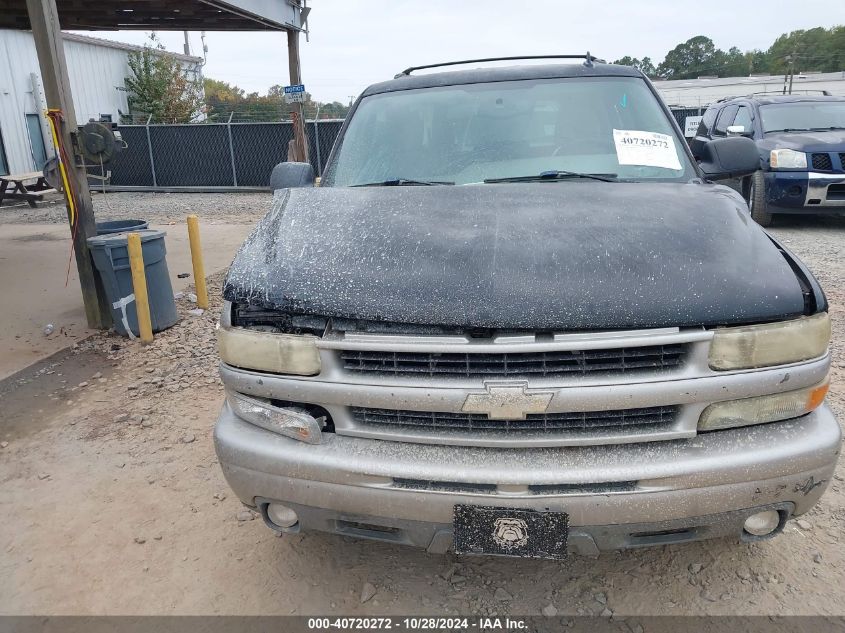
[
  {"left": 323, "top": 76, "right": 694, "bottom": 186},
  {"left": 760, "top": 101, "right": 845, "bottom": 133}
]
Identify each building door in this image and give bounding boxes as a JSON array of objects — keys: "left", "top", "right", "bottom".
[{"left": 26, "top": 114, "right": 48, "bottom": 170}]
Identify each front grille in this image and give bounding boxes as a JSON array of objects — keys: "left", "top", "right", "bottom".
[
  {"left": 812, "top": 153, "right": 833, "bottom": 171},
  {"left": 340, "top": 344, "right": 685, "bottom": 377},
  {"left": 839, "top": 153, "right": 845, "bottom": 169},
  {"left": 393, "top": 478, "right": 498, "bottom": 493},
  {"left": 391, "top": 478, "right": 637, "bottom": 495},
  {"left": 350, "top": 405, "right": 677, "bottom": 433}
]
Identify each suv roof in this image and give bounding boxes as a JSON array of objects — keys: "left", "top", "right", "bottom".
[
  {"left": 361, "top": 60, "right": 643, "bottom": 98},
  {"left": 715, "top": 94, "right": 844, "bottom": 107}
]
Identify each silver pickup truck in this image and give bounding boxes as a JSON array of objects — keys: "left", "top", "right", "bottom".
[{"left": 214, "top": 55, "right": 839, "bottom": 559}]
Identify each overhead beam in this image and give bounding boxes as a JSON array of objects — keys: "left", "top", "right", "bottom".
[
  {"left": 25, "top": 0, "right": 111, "bottom": 329},
  {"left": 2, "top": 0, "right": 305, "bottom": 30},
  {"left": 203, "top": 0, "right": 305, "bottom": 30}
]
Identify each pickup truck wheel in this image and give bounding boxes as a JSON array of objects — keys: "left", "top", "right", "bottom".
[{"left": 748, "top": 171, "right": 773, "bottom": 227}]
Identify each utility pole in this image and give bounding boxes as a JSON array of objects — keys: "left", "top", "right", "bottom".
[
  {"left": 788, "top": 56, "right": 796, "bottom": 95},
  {"left": 782, "top": 53, "right": 796, "bottom": 95},
  {"left": 287, "top": 29, "right": 309, "bottom": 163},
  {"left": 26, "top": 0, "right": 110, "bottom": 329},
  {"left": 183, "top": 31, "right": 191, "bottom": 56}
]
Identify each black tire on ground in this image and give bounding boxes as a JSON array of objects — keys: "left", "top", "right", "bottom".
[{"left": 747, "top": 170, "right": 773, "bottom": 227}]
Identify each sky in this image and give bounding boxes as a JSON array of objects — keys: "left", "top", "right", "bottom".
[{"left": 84, "top": 0, "right": 845, "bottom": 104}]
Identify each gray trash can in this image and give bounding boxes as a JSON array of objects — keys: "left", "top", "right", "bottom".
[
  {"left": 96, "top": 219, "right": 149, "bottom": 235},
  {"left": 87, "top": 229, "right": 179, "bottom": 337}
]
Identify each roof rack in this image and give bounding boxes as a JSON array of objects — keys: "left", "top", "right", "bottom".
[
  {"left": 394, "top": 53, "right": 604, "bottom": 79},
  {"left": 716, "top": 89, "right": 832, "bottom": 103}
]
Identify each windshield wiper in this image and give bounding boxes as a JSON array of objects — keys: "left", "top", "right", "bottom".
[
  {"left": 484, "top": 170, "right": 618, "bottom": 184},
  {"left": 350, "top": 178, "right": 454, "bottom": 187},
  {"left": 806, "top": 126, "right": 845, "bottom": 132},
  {"left": 765, "top": 128, "right": 811, "bottom": 134}
]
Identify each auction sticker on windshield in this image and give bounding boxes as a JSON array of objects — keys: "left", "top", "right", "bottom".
[{"left": 613, "top": 129, "right": 682, "bottom": 170}]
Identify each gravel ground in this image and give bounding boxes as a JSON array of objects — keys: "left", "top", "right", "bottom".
[
  {"left": 768, "top": 215, "right": 845, "bottom": 291},
  {"left": 1, "top": 211, "right": 845, "bottom": 617},
  {"left": 0, "top": 191, "right": 268, "bottom": 225}
]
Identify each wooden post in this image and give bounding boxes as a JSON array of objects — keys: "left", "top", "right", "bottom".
[
  {"left": 290, "top": 110, "right": 308, "bottom": 163},
  {"left": 186, "top": 215, "right": 208, "bottom": 310},
  {"left": 26, "top": 0, "right": 111, "bottom": 329},
  {"left": 287, "top": 29, "right": 309, "bottom": 163},
  {"left": 126, "top": 233, "right": 153, "bottom": 344}
]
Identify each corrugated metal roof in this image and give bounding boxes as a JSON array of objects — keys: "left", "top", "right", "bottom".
[
  {"left": 654, "top": 71, "right": 845, "bottom": 89},
  {"left": 62, "top": 32, "right": 203, "bottom": 64},
  {"left": 654, "top": 71, "right": 845, "bottom": 107}
]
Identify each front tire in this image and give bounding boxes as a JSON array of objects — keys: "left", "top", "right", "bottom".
[{"left": 747, "top": 171, "right": 773, "bottom": 227}]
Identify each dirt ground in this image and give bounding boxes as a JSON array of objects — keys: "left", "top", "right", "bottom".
[
  {"left": 2, "top": 211, "right": 845, "bottom": 618},
  {"left": 0, "top": 192, "right": 264, "bottom": 379}
]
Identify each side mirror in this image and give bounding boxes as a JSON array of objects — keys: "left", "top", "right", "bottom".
[
  {"left": 270, "top": 162, "right": 315, "bottom": 190},
  {"left": 726, "top": 125, "right": 748, "bottom": 137},
  {"left": 698, "top": 137, "right": 760, "bottom": 180}
]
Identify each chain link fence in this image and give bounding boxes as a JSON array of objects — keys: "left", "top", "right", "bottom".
[
  {"left": 103, "top": 119, "right": 344, "bottom": 191},
  {"left": 669, "top": 106, "right": 706, "bottom": 131}
]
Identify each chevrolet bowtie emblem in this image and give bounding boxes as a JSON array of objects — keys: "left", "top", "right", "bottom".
[{"left": 462, "top": 381, "right": 554, "bottom": 420}]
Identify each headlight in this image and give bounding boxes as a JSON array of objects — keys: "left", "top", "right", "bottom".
[
  {"left": 770, "top": 149, "right": 807, "bottom": 169},
  {"left": 217, "top": 325, "right": 320, "bottom": 375},
  {"left": 227, "top": 389, "right": 324, "bottom": 443},
  {"left": 698, "top": 378, "right": 829, "bottom": 431},
  {"left": 709, "top": 313, "right": 829, "bottom": 371}
]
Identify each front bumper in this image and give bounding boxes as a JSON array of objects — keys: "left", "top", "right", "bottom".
[
  {"left": 765, "top": 171, "right": 845, "bottom": 212},
  {"left": 214, "top": 402, "right": 841, "bottom": 555}
]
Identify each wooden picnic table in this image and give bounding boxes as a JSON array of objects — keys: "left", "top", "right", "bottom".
[{"left": 0, "top": 171, "right": 56, "bottom": 208}]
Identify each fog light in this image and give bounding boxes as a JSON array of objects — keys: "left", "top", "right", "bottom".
[
  {"left": 743, "top": 510, "right": 781, "bottom": 536},
  {"left": 267, "top": 503, "right": 299, "bottom": 528}
]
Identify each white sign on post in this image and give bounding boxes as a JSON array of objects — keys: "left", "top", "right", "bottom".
[
  {"left": 684, "top": 116, "right": 703, "bottom": 138},
  {"left": 284, "top": 84, "right": 306, "bottom": 104}
]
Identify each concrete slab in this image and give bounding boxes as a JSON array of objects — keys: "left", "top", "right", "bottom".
[{"left": 0, "top": 221, "right": 254, "bottom": 379}]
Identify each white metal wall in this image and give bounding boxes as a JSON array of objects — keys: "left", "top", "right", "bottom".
[
  {"left": 0, "top": 30, "right": 40, "bottom": 174},
  {"left": 655, "top": 72, "right": 845, "bottom": 108},
  {"left": 0, "top": 30, "right": 201, "bottom": 175}
]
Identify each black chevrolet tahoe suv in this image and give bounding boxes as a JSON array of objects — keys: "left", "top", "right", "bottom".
[{"left": 214, "top": 55, "right": 838, "bottom": 560}]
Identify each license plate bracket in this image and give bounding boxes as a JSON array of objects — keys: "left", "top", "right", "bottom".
[{"left": 453, "top": 505, "right": 568, "bottom": 560}]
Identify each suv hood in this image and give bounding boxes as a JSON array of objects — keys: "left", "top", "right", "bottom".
[
  {"left": 759, "top": 130, "right": 845, "bottom": 153},
  {"left": 223, "top": 183, "right": 806, "bottom": 330}
]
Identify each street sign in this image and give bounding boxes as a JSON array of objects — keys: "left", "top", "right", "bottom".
[
  {"left": 284, "top": 84, "right": 306, "bottom": 104},
  {"left": 684, "top": 116, "right": 703, "bottom": 138}
]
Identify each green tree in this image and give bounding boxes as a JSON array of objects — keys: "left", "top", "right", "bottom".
[
  {"left": 617, "top": 24, "right": 844, "bottom": 80},
  {"left": 720, "top": 46, "right": 749, "bottom": 77},
  {"left": 316, "top": 101, "right": 350, "bottom": 119},
  {"left": 202, "top": 77, "right": 351, "bottom": 122},
  {"left": 124, "top": 34, "right": 204, "bottom": 123},
  {"left": 767, "top": 26, "right": 845, "bottom": 73},
  {"left": 656, "top": 35, "right": 722, "bottom": 79},
  {"left": 612, "top": 56, "right": 656, "bottom": 76},
  {"left": 747, "top": 49, "right": 770, "bottom": 74}
]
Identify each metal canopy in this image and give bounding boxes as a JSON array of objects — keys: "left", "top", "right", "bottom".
[{"left": 2, "top": 0, "right": 306, "bottom": 31}]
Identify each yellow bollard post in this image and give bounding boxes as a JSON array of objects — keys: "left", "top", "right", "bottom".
[
  {"left": 126, "top": 232, "right": 154, "bottom": 344},
  {"left": 187, "top": 214, "right": 208, "bottom": 310}
]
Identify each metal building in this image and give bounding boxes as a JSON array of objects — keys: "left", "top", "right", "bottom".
[
  {"left": 0, "top": 30, "right": 202, "bottom": 175},
  {"left": 655, "top": 71, "right": 845, "bottom": 109}
]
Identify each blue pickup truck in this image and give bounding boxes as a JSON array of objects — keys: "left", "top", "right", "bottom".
[{"left": 691, "top": 94, "right": 845, "bottom": 226}]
